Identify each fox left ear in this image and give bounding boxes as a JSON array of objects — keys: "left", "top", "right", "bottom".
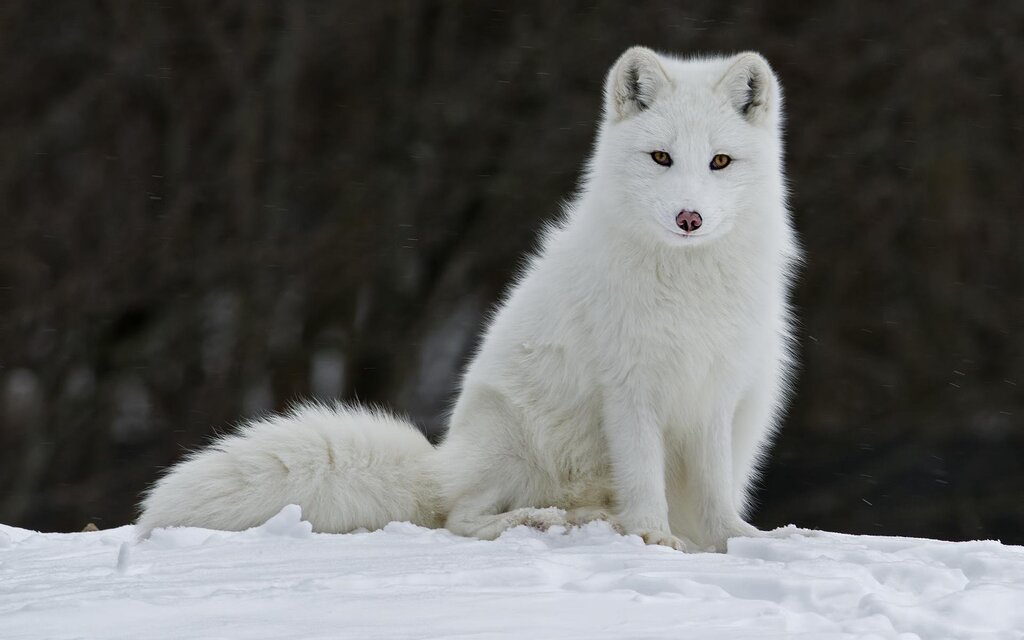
[
  {"left": 605, "top": 46, "right": 672, "bottom": 121},
  {"left": 717, "top": 52, "right": 778, "bottom": 124}
]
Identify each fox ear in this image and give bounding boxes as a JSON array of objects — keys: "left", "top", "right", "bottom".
[
  {"left": 718, "top": 52, "right": 777, "bottom": 124},
  {"left": 605, "top": 46, "right": 671, "bottom": 120}
]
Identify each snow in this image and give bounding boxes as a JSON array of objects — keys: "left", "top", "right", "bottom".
[{"left": 3, "top": 506, "right": 1023, "bottom": 639}]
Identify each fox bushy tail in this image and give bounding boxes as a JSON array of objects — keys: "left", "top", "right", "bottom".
[{"left": 136, "top": 403, "right": 443, "bottom": 536}]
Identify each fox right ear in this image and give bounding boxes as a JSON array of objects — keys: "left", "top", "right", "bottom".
[
  {"left": 605, "top": 47, "right": 671, "bottom": 121},
  {"left": 717, "top": 52, "right": 778, "bottom": 124}
]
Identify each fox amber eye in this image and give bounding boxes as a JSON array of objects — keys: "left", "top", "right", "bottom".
[
  {"left": 710, "top": 153, "right": 732, "bottom": 170},
  {"left": 650, "top": 150, "right": 672, "bottom": 167}
]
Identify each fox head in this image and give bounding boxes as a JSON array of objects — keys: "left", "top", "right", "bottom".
[{"left": 589, "top": 47, "right": 785, "bottom": 247}]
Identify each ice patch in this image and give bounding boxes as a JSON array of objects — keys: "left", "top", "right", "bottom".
[
  {"left": 146, "top": 526, "right": 227, "bottom": 548},
  {"left": 116, "top": 542, "right": 133, "bottom": 573},
  {"left": 0, "top": 523, "right": 36, "bottom": 545},
  {"left": 246, "top": 504, "right": 313, "bottom": 539},
  {"left": 380, "top": 520, "right": 434, "bottom": 536}
]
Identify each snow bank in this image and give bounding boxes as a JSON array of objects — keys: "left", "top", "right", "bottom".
[{"left": 2, "top": 507, "right": 1022, "bottom": 639}]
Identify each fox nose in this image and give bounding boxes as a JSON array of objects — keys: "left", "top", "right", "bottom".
[{"left": 676, "top": 210, "right": 702, "bottom": 233}]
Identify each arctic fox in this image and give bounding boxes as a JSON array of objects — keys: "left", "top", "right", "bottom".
[{"left": 138, "top": 47, "right": 799, "bottom": 552}]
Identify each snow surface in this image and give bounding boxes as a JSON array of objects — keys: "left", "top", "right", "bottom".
[{"left": 3, "top": 506, "right": 1023, "bottom": 640}]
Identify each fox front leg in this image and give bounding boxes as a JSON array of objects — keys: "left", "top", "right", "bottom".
[{"left": 601, "top": 386, "right": 695, "bottom": 552}]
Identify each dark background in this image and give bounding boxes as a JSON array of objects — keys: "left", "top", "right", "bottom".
[{"left": 1, "top": 1, "right": 1021, "bottom": 543}]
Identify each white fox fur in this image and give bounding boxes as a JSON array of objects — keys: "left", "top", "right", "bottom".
[
  {"left": 139, "top": 47, "right": 799, "bottom": 552},
  {"left": 137, "top": 404, "right": 442, "bottom": 534}
]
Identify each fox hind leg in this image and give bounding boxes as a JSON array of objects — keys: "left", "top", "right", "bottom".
[{"left": 446, "top": 501, "right": 572, "bottom": 540}]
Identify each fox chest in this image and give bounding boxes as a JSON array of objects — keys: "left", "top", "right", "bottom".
[{"left": 585, "top": 288, "right": 767, "bottom": 410}]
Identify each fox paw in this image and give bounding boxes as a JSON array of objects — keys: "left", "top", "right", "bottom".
[
  {"left": 708, "top": 521, "right": 763, "bottom": 552},
  {"left": 634, "top": 529, "right": 695, "bottom": 552},
  {"left": 504, "top": 507, "right": 569, "bottom": 532},
  {"left": 565, "top": 508, "right": 624, "bottom": 533}
]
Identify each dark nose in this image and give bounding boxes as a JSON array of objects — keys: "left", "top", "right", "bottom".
[{"left": 676, "top": 210, "right": 702, "bottom": 233}]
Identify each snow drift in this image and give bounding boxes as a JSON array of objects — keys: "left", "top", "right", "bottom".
[{"left": 2, "top": 507, "right": 1023, "bottom": 639}]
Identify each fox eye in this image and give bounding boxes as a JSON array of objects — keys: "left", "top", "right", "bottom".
[
  {"left": 650, "top": 150, "right": 672, "bottom": 167},
  {"left": 710, "top": 154, "right": 732, "bottom": 170}
]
